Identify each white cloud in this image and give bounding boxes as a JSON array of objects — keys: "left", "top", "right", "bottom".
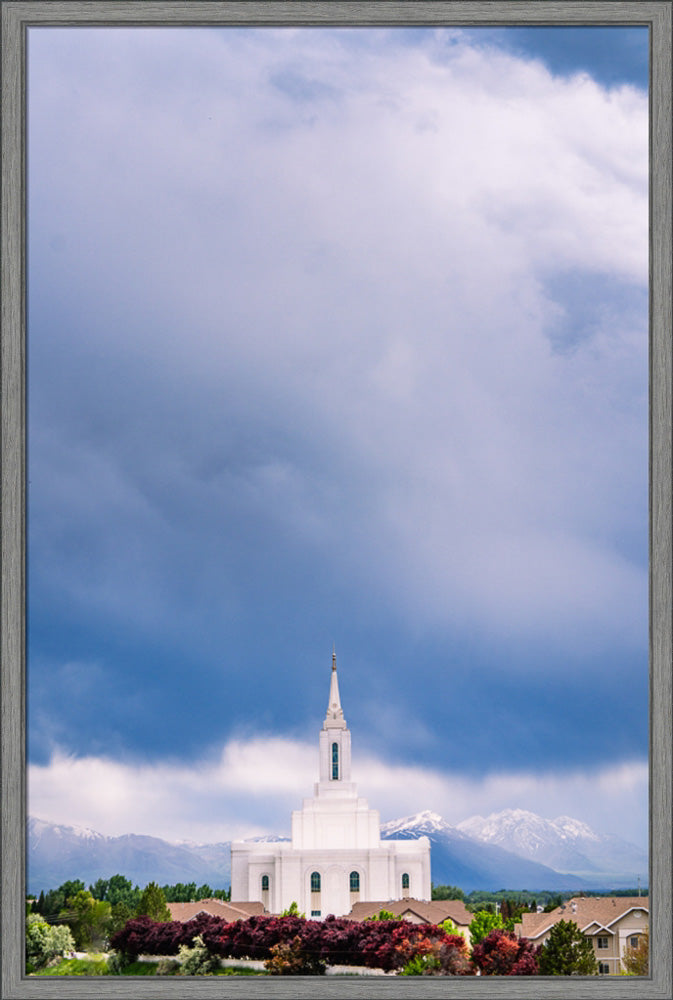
[{"left": 28, "top": 737, "right": 648, "bottom": 849}]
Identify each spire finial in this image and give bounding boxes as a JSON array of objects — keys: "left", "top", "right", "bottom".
[{"left": 332, "top": 644, "right": 336, "bottom": 671}]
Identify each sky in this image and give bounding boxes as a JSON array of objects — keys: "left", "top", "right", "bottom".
[{"left": 27, "top": 25, "right": 649, "bottom": 852}]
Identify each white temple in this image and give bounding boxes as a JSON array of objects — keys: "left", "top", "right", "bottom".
[{"left": 230, "top": 651, "right": 431, "bottom": 918}]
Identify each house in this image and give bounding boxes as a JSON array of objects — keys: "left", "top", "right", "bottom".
[
  {"left": 346, "top": 898, "right": 473, "bottom": 945},
  {"left": 515, "top": 896, "right": 648, "bottom": 974},
  {"left": 167, "top": 899, "right": 264, "bottom": 922},
  {"left": 230, "top": 651, "right": 431, "bottom": 918}
]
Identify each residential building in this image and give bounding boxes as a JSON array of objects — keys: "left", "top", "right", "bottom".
[
  {"left": 347, "top": 898, "right": 472, "bottom": 944},
  {"left": 515, "top": 896, "right": 649, "bottom": 974},
  {"left": 166, "top": 899, "right": 264, "bottom": 922}
]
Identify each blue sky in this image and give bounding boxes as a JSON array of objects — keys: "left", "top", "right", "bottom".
[{"left": 27, "top": 26, "right": 649, "bottom": 850}]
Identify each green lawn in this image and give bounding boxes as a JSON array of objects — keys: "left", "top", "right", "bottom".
[{"left": 31, "top": 957, "right": 268, "bottom": 976}]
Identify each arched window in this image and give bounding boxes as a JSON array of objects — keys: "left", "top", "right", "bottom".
[
  {"left": 402, "top": 873, "right": 410, "bottom": 890},
  {"left": 331, "top": 742, "right": 339, "bottom": 780},
  {"left": 261, "top": 875, "right": 269, "bottom": 891},
  {"left": 310, "top": 871, "right": 321, "bottom": 892},
  {"left": 349, "top": 871, "right": 360, "bottom": 892}
]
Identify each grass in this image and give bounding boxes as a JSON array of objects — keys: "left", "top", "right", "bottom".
[
  {"left": 31, "top": 957, "right": 268, "bottom": 977},
  {"left": 32, "top": 957, "right": 109, "bottom": 976}
]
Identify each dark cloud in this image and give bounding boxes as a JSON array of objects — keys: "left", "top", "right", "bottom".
[{"left": 27, "top": 27, "right": 648, "bottom": 824}]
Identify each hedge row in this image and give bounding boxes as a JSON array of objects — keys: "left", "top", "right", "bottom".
[{"left": 110, "top": 913, "right": 468, "bottom": 972}]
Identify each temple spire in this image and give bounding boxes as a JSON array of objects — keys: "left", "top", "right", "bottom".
[{"left": 324, "top": 647, "right": 346, "bottom": 729}]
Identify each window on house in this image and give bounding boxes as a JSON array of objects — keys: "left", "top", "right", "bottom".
[
  {"left": 331, "top": 742, "right": 339, "bottom": 780},
  {"left": 629, "top": 936, "right": 639, "bottom": 949},
  {"left": 402, "top": 873, "right": 410, "bottom": 891},
  {"left": 261, "top": 875, "right": 269, "bottom": 891},
  {"left": 599, "top": 962, "right": 610, "bottom": 975},
  {"left": 311, "top": 871, "right": 321, "bottom": 892},
  {"left": 311, "top": 910, "right": 321, "bottom": 917},
  {"left": 349, "top": 871, "right": 360, "bottom": 892},
  {"left": 597, "top": 937, "right": 609, "bottom": 949}
]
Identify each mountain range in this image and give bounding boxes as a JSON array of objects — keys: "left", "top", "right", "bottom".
[{"left": 28, "top": 809, "right": 647, "bottom": 896}]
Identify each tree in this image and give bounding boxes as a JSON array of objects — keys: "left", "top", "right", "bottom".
[
  {"left": 471, "top": 929, "right": 539, "bottom": 975},
  {"left": 109, "top": 901, "right": 134, "bottom": 936},
  {"left": 62, "top": 890, "right": 112, "bottom": 950},
  {"left": 432, "top": 884, "right": 466, "bottom": 901},
  {"left": 469, "top": 910, "right": 505, "bottom": 946},
  {"left": 366, "top": 908, "right": 400, "bottom": 921},
  {"left": 622, "top": 928, "right": 648, "bottom": 976},
  {"left": 136, "top": 882, "right": 171, "bottom": 922},
  {"left": 162, "top": 882, "right": 197, "bottom": 903},
  {"left": 537, "top": 920, "right": 598, "bottom": 975}
]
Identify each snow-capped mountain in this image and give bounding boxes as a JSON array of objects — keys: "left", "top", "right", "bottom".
[
  {"left": 456, "top": 808, "right": 647, "bottom": 880},
  {"left": 28, "top": 808, "right": 647, "bottom": 895},
  {"left": 381, "top": 811, "right": 587, "bottom": 892},
  {"left": 27, "top": 817, "right": 232, "bottom": 895}
]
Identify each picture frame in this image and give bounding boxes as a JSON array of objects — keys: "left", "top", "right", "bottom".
[{"left": 1, "top": 1, "right": 671, "bottom": 997}]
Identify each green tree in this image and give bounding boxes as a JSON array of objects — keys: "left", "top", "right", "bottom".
[
  {"left": 196, "top": 883, "right": 213, "bottom": 899},
  {"left": 62, "top": 890, "right": 112, "bottom": 950},
  {"left": 109, "top": 901, "right": 134, "bottom": 936},
  {"left": 135, "top": 881, "right": 171, "bottom": 922},
  {"left": 162, "top": 882, "right": 197, "bottom": 903},
  {"left": 537, "top": 920, "right": 598, "bottom": 976},
  {"left": 365, "top": 908, "right": 400, "bottom": 921},
  {"left": 621, "top": 928, "right": 648, "bottom": 976},
  {"left": 432, "top": 884, "right": 466, "bottom": 901},
  {"left": 106, "top": 874, "right": 140, "bottom": 908},
  {"left": 89, "top": 878, "right": 109, "bottom": 901},
  {"left": 469, "top": 910, "right": 505, "bottom": 946}
]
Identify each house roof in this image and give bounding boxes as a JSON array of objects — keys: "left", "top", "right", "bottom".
[
  {"left": 516, "top": 897, "right": 648, "bottom": 941},
  {"left": 167, "top": 898, "right": 265, "bottom": 923},
  {"left": 346, "top": 898, "right": 472, "bottom": 927}
]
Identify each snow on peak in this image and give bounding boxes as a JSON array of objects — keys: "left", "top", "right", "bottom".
[
  {"left": 29, "top": 816, "right": 105, "bottom": 842},
  {"left": 381, "top": 809, "right": 451, "bottom": 835}
]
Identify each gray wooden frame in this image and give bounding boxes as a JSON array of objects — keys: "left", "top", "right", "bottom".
[{"left": 1, "top": 1, "right": 671, "bottom": 997}]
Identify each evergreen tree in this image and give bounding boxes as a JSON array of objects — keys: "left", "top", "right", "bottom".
[
  {"left": 537, "top": 920, "right": 598, "bottom": 975},
  {"left": 135, "top": 881, "right": 171, "bottom": 922},
  {"left": 109, "top": 901, "right": 134, "bottom": 936}
]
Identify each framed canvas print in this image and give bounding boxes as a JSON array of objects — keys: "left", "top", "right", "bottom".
[{"left": 2, "top": 1, "right": 671, "bottom": 998}]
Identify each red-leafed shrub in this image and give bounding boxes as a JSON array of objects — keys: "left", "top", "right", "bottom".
[
  {"left": 472, "top": 929, "right": 540, "bottom": 976},
  {"left": 110, "top": 911, "right": 476, "bottom": 973}
]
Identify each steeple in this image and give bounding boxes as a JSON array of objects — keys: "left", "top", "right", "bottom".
[{"left": 324, "top": 646, "right": 346, "bottom": 729}]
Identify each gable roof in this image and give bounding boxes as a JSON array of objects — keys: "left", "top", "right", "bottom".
[
  {"left": 167, "top": 898, "right": 265, "bottom": 923},
  {"left": 516, "top": 898, "right": 648, "bottom": 941},
  {"left": 346, "top": 898, "right": 472, "bottom": 927}
]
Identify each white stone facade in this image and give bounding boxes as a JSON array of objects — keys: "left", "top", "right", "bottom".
[{"left": 230, "top": 654, "right": 431, "bottom": 917}]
